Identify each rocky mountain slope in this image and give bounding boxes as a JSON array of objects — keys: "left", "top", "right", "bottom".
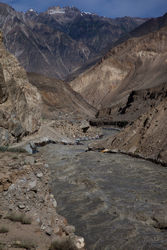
[
  {"left": 115, "top": 12, "right": 167, "bottom": 46},
  {"left": 0, "top": 26, "right": 97, "bottom": 150},
  {"left": 0, "top": 3, "right": 146, "bottom": 80},
  {"left": 27, "top": 72, "right": 96, "bottom": 120},
  {"left": 71, "top": 13, "right": 167, "bottom": 111},
  {"left": 109, "top": 96, "right": 167, "bottom": 164},
  {"left": 0, "top": 31, "right": 41, "bottom": 146},
  {"left": 71, "top": 13, "right": 167, "bottom": 164},
  {"left": 90, "top": 84, "right": 167, "bottom": 164}
]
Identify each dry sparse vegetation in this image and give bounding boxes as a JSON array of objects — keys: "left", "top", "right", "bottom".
[
  {"left": 5, "top": 213, "right": 32, "bottom": 224},
  {"left": 0, "top": 146, "right": 26, "bottom": 153},
  {"left": 49, "top": 236, "right": 75, "bottom": 250},
  {"left": 0, "top": 226, "right": 9, "bottom": 234},
  {"left": 11, "top": 240, "right": 36, "bottom": 249},
  {"left": 0, "top": 242, "right": 5, "bottom": 250}
]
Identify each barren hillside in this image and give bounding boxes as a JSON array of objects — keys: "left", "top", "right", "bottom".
[
  {"left": 27, "top": 72, "right": 96, "bottom": 120},
  {"left": 70, "top": 13, "right": 167, "bottom": 111}
]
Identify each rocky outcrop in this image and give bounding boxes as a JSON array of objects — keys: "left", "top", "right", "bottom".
[
  {"left": 0, "top": 3, "right": 147, "bottom": 80},
  {"left": 95, "top": 84, "right": 167, "bottom": 124},
  {"left": 0, "top": 31, "right": 41, "bottom": 145},
  {"left": 100, "top": 97, "right": 167, "bottom": 164},
  {"left": 89, "top": 83, "right": 167, "bottom": 164}
]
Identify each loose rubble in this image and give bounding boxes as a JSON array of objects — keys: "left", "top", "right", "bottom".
[{"left": 0, "top": 151, "right": 85, "bottom": 249}]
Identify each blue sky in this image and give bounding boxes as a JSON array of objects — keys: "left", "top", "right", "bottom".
[{"left": 1, "top": 0, "right": 167, "bottom": 18}]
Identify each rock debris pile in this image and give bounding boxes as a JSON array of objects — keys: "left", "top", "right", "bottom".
[{"left": 0, "top": 151, "right": 85, "bottom": 249}]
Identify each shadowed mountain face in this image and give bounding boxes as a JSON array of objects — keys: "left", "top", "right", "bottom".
[
  {"left": 114, "top": 12, "right": 167, "bottom": 46},
  {"left": 0, "top": 3, "right": 146, "bottom": 80},
  {"left": 27, "top": 72, "right": 96, "bottom": 120}
]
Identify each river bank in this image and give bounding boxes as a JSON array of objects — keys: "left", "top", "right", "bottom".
[
  {"left": 1, "top": 120, "right": 167, "bottom": 250},
  {"left": 0, "top": 149, "right": 85, "bottom": 250}
]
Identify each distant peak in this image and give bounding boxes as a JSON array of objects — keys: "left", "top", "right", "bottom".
[
  {"left": 26, "top": 8, "right": 38, "bottom": 15},
  {"left": 46, "top": 5, "right": 82, "bottom": 15},
  {"left": 80, "top": 11, "right": 97, "bottom": 17},
  {"left": 163, "top": 12, "right": 167, "bottom": 18},
  {"left": 83, "top": 12, "right": 92, "bottom": 15},
  {"left": 47, "top": 6, "right": 65, "bottom": 15},
  {"left": 0, "top": 2, "right": 16, "bottom": 13}
]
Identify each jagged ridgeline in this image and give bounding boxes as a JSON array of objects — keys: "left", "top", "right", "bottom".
[
  {"left": 0, "top": 3, "right": 147, "bottom": 80},
  {"left": 0, "top": 31, "right": 41, "bottom": 146}
]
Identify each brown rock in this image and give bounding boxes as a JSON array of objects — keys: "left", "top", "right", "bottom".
[{"left": 0, "top": 31, "right": 42, "bottom": 144}]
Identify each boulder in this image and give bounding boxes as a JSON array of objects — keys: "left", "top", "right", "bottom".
[{"left": 80, "top": 120, "right": 90, "bottom": 133}]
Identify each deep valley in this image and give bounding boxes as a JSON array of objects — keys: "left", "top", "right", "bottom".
[{"left": 0, "top": 2, "right": 167, "bottom": 250}]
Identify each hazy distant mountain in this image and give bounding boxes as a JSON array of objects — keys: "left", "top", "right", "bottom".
[{"left": 0, "top": 3, "right": 147, "bottom": 80}]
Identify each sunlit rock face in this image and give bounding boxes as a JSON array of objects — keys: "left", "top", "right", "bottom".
[
  {"left": 70, "top": 13, "right": 167, "bottom": 110},
  {"left": 70, "top": 14, "right": 167, "bottom": 163},
  {"left": 0, "top": 31, "right": 41, "bottom": 145}
]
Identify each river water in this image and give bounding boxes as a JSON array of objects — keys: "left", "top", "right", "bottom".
[{"left": 40, "top": 130, "right": 167, "bottom": 250}]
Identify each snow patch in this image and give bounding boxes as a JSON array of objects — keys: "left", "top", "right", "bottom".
[
  {"left": 84, "top": 12, "right": 92, "bottom": 15},
  {"left": 81, "top": 11, "right": 96, "bottom": 16},
  {"left": 48, "top": 9, "right": 65, "bottom": 15}
]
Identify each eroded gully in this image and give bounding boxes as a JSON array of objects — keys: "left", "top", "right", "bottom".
[{"left": 39, "top": 129, "right": 167, "bottom": 250}]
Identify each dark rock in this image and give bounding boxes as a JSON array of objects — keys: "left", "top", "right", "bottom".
[
  {"left": 0, "top": 64, "right": 8, "bottom": 104},
  {"left": 18, "top": 204, "right": 26, "bottom": 209},
  {"left": 0, "top": 127, "right": 14, "bottom": 146},
  {"left": 80, "top": 120, "right": 90, "bottom": 133},
  {"left": 45, "top": 226, "right": 53, "bottom": 236}
]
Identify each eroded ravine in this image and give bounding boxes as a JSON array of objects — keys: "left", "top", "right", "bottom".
[{"left": 40, "top": 132, "right": 167, "bottom": 250}]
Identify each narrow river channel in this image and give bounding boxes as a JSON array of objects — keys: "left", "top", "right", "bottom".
[{"left": 40, "top": 129, "right": 167, "bottom": 249}]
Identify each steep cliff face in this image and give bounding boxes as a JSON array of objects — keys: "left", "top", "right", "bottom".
[
  {"left": 0, "top": 31, "right": 41, "bottom": 145},
  {"left": 0, "top": 3, "right": 146, "bottom": 80},
  {"left": 103, "top": 91, "right": 167, "bottom": 164}
]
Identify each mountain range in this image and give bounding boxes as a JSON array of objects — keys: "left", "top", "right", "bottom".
[{"left": 0, "top": 3, "right": 147, "bottom": 80}]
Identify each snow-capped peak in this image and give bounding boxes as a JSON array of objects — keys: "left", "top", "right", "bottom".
[
  {"left": 81, "top": 11, "right": 96, "bottom": 16},
  {"left": 83, "top": 12, "right": 92, "bottom": 15},
  {"left": 47, "top": 7, "right": 65, "bottom": 15}
]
